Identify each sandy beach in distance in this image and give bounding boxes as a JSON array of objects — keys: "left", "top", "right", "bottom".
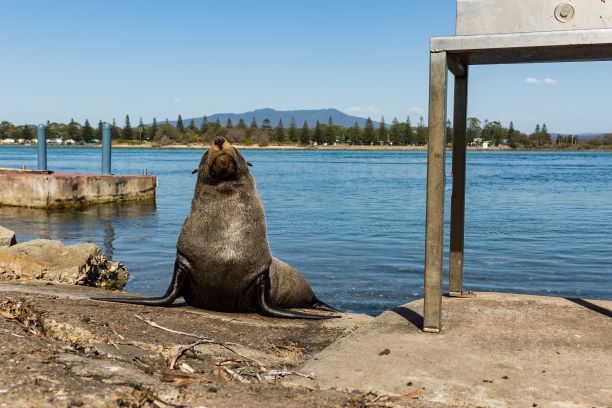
[{"left": 99, "top": 142, "right": 515, "bottom": 151}]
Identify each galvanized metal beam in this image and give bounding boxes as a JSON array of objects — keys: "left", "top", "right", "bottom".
[
  {"left": 431, "top": 29, "right": 612, "bottom": 65},
  {"left": 449, "top": 67, "right": 469, "bottom": 297},
  {"left": 423, "top": 51, "right": 448, "bottom": 333}
]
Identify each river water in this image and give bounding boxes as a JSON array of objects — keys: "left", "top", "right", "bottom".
[{"left": 1, "top": 146, "right": 610, "bottom": 315}]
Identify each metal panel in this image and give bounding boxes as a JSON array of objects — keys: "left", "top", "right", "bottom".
[
  {"left": 457, "top": 0, "right": 612, "bottom": 35},
  {"left": 431, "top": 29, "right": 612, "bottom": 65}
]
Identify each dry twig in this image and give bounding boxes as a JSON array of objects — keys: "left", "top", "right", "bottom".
[
  {"left": 135, "top": 314, "right": 263, "bottom": 367},
  {"left": 265, "top": 369, "right": 316, "bottom": 380},
  {"left": 223, "top": 367, "right": 251, "bottom": 383}
]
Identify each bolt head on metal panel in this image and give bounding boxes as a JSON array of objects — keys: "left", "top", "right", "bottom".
[{"left": 555, "top": 3, "right": 575, "bottom": 22}]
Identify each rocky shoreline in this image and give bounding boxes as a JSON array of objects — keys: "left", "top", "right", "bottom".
[
  {"left": 1, "top": 226, "right": 609, "bottom": 407},
  {"left": 0, "top": 226, "right": 429, "bottom": 407}
]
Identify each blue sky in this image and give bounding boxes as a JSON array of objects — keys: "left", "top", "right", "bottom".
[{"left": 1, "top": 0, "right": 610, "bottom": 134}]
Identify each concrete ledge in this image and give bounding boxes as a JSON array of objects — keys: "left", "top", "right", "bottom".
[
  {"left": 290, "top": 292, "right": 612, "bottom": 407},
  {"left": 0, "top": 172, "right": 156, "bottom": 208}
]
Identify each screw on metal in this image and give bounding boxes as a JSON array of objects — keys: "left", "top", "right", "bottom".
[{"left": 555, "top": 3, "right": 575, "bottom": 23}]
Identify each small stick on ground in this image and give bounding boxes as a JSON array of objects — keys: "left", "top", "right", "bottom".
[
  {"left": 135, "top": 314, "right": 264, "bottom": 367},
  {"left": 266, "top": 369, "right": 316, "bottom": 380},
  {"left": 223, "top": 367, "right": 251, "bottom": 384},
  {"left": 169, "top": 339, "right": 215, "bottom": 369}
]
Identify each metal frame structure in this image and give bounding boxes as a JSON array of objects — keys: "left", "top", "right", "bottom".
[{"left": 423, "top": 28, "right": 612, "bottom": 333}]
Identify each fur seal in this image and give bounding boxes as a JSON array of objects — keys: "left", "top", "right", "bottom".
[{"left": 94, "top": 137, "right": 337, "bottom": 319}]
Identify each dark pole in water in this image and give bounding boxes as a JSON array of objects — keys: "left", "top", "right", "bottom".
[
  {"left": 102, "top": 122, "right": 111, "bottom": 174},
  {"left": 37, "top": 124, "right": 47, "bottom": 171}
]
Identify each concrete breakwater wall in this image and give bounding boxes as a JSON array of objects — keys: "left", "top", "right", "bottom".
[{"left": 0, "top": 172, "right": 156, "bottom": 208}]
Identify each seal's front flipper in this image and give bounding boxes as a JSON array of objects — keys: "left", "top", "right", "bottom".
[
  {"left": 257, "top": 272, "right": 339, "bottom": 320},
  {"left": 311, "top": 299, "right": 343, "bottom": 313},
  {"left": 92, "top": 257, "right": 188, "bottom": 307}
]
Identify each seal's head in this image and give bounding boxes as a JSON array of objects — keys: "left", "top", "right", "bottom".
[{"left": 195, "top": 137, "right": 251, "bottom": 186}]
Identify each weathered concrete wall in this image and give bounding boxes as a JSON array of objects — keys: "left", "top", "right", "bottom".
[{"left": 0, "top": 172, "right": 156, "bottom": 208}]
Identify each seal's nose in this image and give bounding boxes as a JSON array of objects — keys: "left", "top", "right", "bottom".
[{"left": 214, "top": 137, "right": 225, "bottom": 149}]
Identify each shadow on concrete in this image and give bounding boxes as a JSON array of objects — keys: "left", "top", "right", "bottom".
[
  {"left": 390, "top": 306, "right": 423, "bottom": 330},
  {"left": 565, "top": 298, "right": 612, "bottom": 319}
]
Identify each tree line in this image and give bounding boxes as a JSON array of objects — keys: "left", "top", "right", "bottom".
[{"left": 1, "top": 115, "right": 609, "bottom": 148}]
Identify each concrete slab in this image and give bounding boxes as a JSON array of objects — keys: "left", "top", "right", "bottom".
[
  {"left": 290, "top": 292, "right": 612, "bottom": 407},
  {"left": 0, "top": 172, "right": 156, "bottom": 208}
]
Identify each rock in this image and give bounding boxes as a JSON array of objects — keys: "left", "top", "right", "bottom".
[
  {"left": 0, "top": 239, "right": 128, "bottom": 289},
  {"left": 0, "top": 225, "right": 16, "bottom": 247}
]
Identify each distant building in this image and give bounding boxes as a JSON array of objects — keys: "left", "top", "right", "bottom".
[
  {"left": 482, "top": 141, "right": 490, "bottom": 149},
  {"left": 1, "top": 138, "right": 15, "bottom": 144},
  {"left": 48, "top": 138, "right": 64, "bottom": 144}
]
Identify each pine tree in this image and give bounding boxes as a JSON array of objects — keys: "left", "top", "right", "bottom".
[
  {"left": 274, "top": 119, "right": 285, "bottom": 143},
  {"left": 250, "top": 117, "right": 258, "bottom": 129},
  {"left": 237, "top": 118, "right": 246, "bottom": 129},
  {"left": 67, "top": 118, "right": 79, "bottom": 141},
  {"left": 177, "top": 115, "right": 184, "bottom": 132},
  {"left": 378, "top": 116, "right": 387, "bottom": 144},
  {"left": 137, "top": 117, "right": 146, "bottom": 141},
  {"left": 446, "top": 119, "right": 453, "bottom": 144},
  {"left": 299, "top": 121, "right": 310, "bottom": 145},
  {"left": 122, "top": 115, "right": 132, "bottom": 139},
  {"left": 348, "top": 121, "right": 361, "bottom": 145},
  {"left": 507, "top": 121, "right": 516, "bottom": 145},
  {"left": 389, "top": 117, "right": 400, "bottom": 145},
  {"left": 324, "top": 116, "right": 335, "bottom": 145},
  {"left": 226, "top": 118, "right": 233, "bottom": 129},
  {"left": 262, "top": 118, "right": 271, "bottom": 130},
  {"left": 111, "top": 119, "right": 121, "bottom": 140},
  {"left": 415, "top": 116, "right": 427, "bottom": 145},
  {"left": 188, "top": 119, "right": 197, "bottom": 132},
  {"left": 149, "top": 118, "right": 158, "bottom": 140},
  {"left": 363, "top": 118, "right": 375, "bottom": 145},
  {"left": 200, "top": 116, "right": 209, "bottom": 134},
  {"left": 81, "top": 119, "right": 94, "bottom": 142},
  {"left": 313, "top": 121, "right": 324, "bottom": 145},
  {"left": 95, "top": 120, "right": 103, "bottom": 140},
  {"left": 403, "top": 116, "right": 414, "bottom": 145},
  {"left": 214, "top": 118, "right": 221, "bottom": 131},
  {"left": 288, "top": 116, "right": 297, "bottom": 143},
  {"left": 535, "top": 124, "right": 541, "bottom": 135}
]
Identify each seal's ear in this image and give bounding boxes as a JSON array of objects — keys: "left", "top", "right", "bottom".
[
  {"left": 192, "top": 168, "right": 199, "bottom": 174},
  {"left": 247, "top": 162, "right": 253, "bottom": 167}
]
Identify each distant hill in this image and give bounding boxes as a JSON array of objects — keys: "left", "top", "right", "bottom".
[{"left": 165, "top": 108, "right": 383, "bottom": 129}]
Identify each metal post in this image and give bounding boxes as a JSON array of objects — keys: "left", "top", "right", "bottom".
[
  {"left": 37, "top": 124, "right": 47, "bottom": 171},
  {"left": 449, "top": 64, "right": 473, "bottom": 297},
  {"left": 102, "top": 122, "right": 112, "bottom": 174},
  {"left": 423, "top": 51, "right": 448, "bottom": 333}
]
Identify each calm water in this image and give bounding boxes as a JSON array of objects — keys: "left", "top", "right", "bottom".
[{"left": 1, "top": 146, "right": 610, "bottom": 316}]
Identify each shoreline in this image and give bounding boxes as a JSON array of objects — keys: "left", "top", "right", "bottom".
[{"left": 1, "top": 142, "right": 610, "bottom": 152}]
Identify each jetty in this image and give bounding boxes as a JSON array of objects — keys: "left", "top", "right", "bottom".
[
  {"left": 0, "top": 171, "right": 155, "bottom": 208},
  {"left": 0, "top": 123, "right": 156, "bottom": 208}
]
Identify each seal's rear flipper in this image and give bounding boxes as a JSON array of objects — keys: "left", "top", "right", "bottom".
[
  {"left": 91, "top": 257, "right": 187, "bottom": 307},
  {"left": 311, "top": 299, "right": 343, "bottom": 313},
  {"left": 257, "top": 273, "right": 340, "bottom": 320}
]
